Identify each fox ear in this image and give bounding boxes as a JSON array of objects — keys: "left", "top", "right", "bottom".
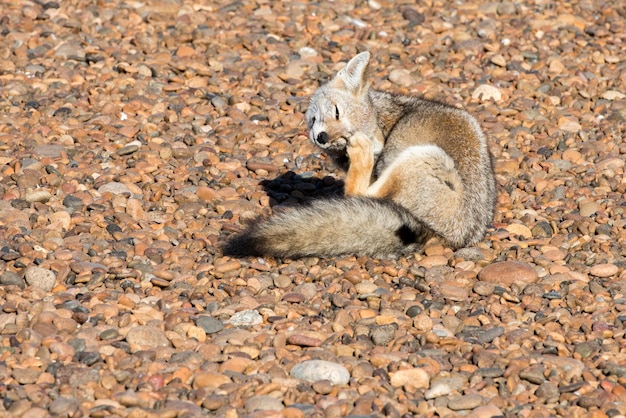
[{"left": 335, "top": 51, "right": 371, "bottom": 95}]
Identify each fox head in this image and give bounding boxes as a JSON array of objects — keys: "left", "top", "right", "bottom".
[{"left": 306, "top": 51, "right": 381, "bottom": 156}]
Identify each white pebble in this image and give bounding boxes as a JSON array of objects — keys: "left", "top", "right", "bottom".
[
  {"left": 425, "top": 382, "right": 453, "bottom": 399},
  {"left": 298, "top": 47, "right": 318, "bottom": 59},
  {"left": 601, "top": 90, "right": 625, "bottom": 101},
  {"left": 98, "top": 182, "right": 132, "bottom": 195},
  {"left": 25, "top": 266, "right": 57, "bottom": 292},
  {"left": 290, "top": 360, "right": 350, "bottom": 385},
  {"left": 228, "top": 309, "right": 263, "bottom": 326},
  {"left": 368, "top": 0, "right": 382, "bottom": 10},
  {"left": 472, "top": 84, "right": 502, "bottom": 102}
]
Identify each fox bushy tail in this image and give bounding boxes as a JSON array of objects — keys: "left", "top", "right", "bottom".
[{"left": 222, "top": 197, "right": 434, "bottom": 259}]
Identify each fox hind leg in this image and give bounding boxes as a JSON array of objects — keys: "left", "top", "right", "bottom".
[
  {"left": 345, "top": 132, "right": 375, "bottom": 196},
  {"left": 365, "top": 145, "right": 463, "bottom": 227}
]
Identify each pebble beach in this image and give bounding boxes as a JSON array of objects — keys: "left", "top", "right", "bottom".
[{"left": 0, "top": 1, "right": 625, "bottom": 417}]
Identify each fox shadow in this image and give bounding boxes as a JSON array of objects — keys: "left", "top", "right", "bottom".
[{"left": 260, "top": 170, "right": 345, "bottom": 208}]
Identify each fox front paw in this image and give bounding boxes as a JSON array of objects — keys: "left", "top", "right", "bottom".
[
  {"left": 344, "top": 132, "right": 375, "bottom": 196},
  {"left": 347, "top": 132, "right": 373, "bottom": 165}
]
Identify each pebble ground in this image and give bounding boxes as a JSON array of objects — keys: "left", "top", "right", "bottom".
[{"left": 0, "top": 1, "right": 625, "bottom": 417}]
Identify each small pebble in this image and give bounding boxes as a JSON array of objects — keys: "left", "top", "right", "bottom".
[
  {"left": 312, "top": 380, "right": 334, "bottom": 395},
  {"left": 473, "top": 281, "right": 496, "bottom": 296},
  {"left": 579, "top": 200, "right": 601, "bottom": 217},
  {"left": 447, "top": 394, "right": 483, "bottom": 411},
  {"left": 245, "top": 395, "right": 284, "bottom": 412},
  {"left": 0, "top": 271, "right": 26, "bottom": 289},
  {"left": 406, "top": 305, "right": 422, "bottom": 317},
  {"left": 589, "top": 263, "right": 619, "bottom": 277},
  {"left": 202, "top": 394, "right": 229, "bottom": 411},
  {"left": 25, "top": 190, "right": 52, "bottom": 203},
  {"left": 48, "top": 398, "right": 79, "bottom": 416},
  {"left": 478, "top": 261, "right": 538, "bottom": 285},
  {"left": 439, "top": 282, "right": 469, "bottom": 301},
  {"left": 389, "top": 368, "right": 430, "bottom": 389},
  {"left": 506, "top": 223, "right": 532, "bottom": 239},
  {"left": 282, "top": 292, "right": 306, "bottom": 303},
  {"left": 24, "top": 267, "right": 57, "bottom": 292},
  {"left": 472, "top": 84, "right": 502, "bottom": 102},
  {"left": 424, "top": 381, "right": 453, "bottom": 399},
  {"left": 117, "top": 144, "right": 140, "bottom": 156},
  {"left": 193, "top": 373, "right": 232, "bottom": 390},
  {"left": 125, "top": 326, "right": 170, "bottom": 351},
  {"left": 227, "top": 310, "right": 263, "bottom": 326},
  {"left": 519, "top": 367, "right": 546, "bottom": 384},
  {"left": 62, "top": 195, "right": 84, "bottom": 210},
  {"left": 402, "top": 7, "right": 425, "bottom": 24},
  {"left": 469, "top": 405, "right": 505, "bottom": 417},
  {"left": 12, "top": 368, "right": 40, "bottom": 385},
  {"left": 196, "top": 316, "right": 224, "bottom": 334},
  {"left": 99, "top": 329, "right": 119, "bottom": 340},
  {"left": 287, "top": 334, "right": 322, "bottom": 347},
  {"left": 98, "top": 182, "right": 132, "bottom": 195},
  {"left": 535, "top": 381, "right": 560, "bottom": 401},
  {"left": 298, "top": 47, "right": 318, "bottom": 59},
  {"left": 290, "top": 360, "right": 350, "bottom": 385},
  {"left": 355, "top": 281, "right": 378, "bottom": 294},
  {"left": 370, "top": 324, "right": 397, "bottom": 346},
  {"left": 389, "top": 68, "right": 414, "bottom": 87}
]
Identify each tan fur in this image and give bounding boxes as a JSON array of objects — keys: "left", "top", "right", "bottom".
[
  {"left": 344, "top": 132, "right": 375, "bottom": 196},
  {"left": 223, "top": 52, "right": 496, "bottom": 259}
]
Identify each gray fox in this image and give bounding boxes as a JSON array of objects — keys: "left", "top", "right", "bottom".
[{"left": 223, "top": 51, "right": 496, "bottom": 259}]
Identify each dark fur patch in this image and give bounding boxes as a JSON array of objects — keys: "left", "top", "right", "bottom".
[
  {"left": 395, "top": 224, "right": 418, "bottom": 246},
  {"left": 445, "top": 180, "right": 455, "bottom": 190},
  {"left": 222, "top": 231, "right": 266, "bottom": 257},
  {"left": 329, "top": 149, "right": 350, "bottom": 171}
]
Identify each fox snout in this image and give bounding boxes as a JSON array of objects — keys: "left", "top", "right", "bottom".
[
  {"left": 316, "top": 132, "right": 329, "bottom": 145},
  {"left": 311, "top": 130, "right": 347, "bottom": 152}
]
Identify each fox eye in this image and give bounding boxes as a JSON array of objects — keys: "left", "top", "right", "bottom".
[
  {"left": 309, "top": 116, "right": 316, "bottom": 127},
  {"left": 334, "top": 105, "right": 340, "bottom": 120}
]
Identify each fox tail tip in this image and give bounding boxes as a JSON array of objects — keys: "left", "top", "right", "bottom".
[{"left": 221, "top": 231, "right": 265, "bottom": 258}]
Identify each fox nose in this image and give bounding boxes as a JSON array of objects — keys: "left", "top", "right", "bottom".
[{"left": 317, "top": 132, "right": 329, "bottom": 145}]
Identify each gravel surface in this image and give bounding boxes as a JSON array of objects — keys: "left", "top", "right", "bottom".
[{"left": 1, "top": 0, "right": 625, "bottom": 417}]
